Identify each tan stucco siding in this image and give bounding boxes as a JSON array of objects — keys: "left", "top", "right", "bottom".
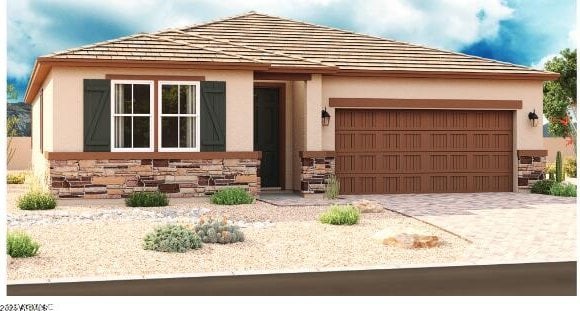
[
  {"left": 49, "top": 67, "right": 254, "bottom": 152},
  {"left": 544, "top": 137, "right": 576, "bottom": 163},
  {"left": 292, "top": 81, "right": 307, "bottom": 190},
  {"left": 305, "top": 74, "right": 323, "bottom": 150},
  {"left": 321, "top": 76, "right": 545, "bottom": 151},
  {"left": 30, "top": 72, "right": 54, "bottom": 183}
]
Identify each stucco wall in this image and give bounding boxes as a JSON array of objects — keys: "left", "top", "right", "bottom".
[
  {"left": 292, "top": 81, "right": 307, "bottom": 190},
  {"left": 31, "top": 72, "right": 54, "bottom": 183},
  {"left": 49, "top": 67, "right": 254, "bottom": 152},
  {"left": 321, "top": 76, "right": 545, "bottom": 151},
  {"left": 7, "top": 137, "right": 32, "bottom": 171},
  {"left": 544, "top": 137, "right": 576, "bottom": 163}
]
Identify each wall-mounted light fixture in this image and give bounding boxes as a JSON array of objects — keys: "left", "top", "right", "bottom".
[
  {"left": 528, "top": 109, "right": 539, "bottom": 127},
  {"left": 321, "top": 107, "right": 331, "bottom": 126}
]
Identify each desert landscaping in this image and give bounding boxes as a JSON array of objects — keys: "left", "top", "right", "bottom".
[{"left": 6, "top": 183, "right": 467, "bottom": 281}]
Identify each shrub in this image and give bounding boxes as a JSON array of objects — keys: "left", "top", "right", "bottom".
[
  {"left": 7, "top": 173, "right": 26, "bottom": 184},
  {"left": 556, "top": 151, "right": 564, "bottom": 182},
  {"left": 17, "top": 191, "right": 57, "bottom": 210},
  {"left": 194, "top": 216, "right": 245, "bottom": 244},
  {"left": 7, "top": 231, "right": 40, "bottom": 258},
  {"left": 126, "top": 191, "right": 168, "bottom": 207},
  {"left": 319, "top": 204, "right": 360, "bottom": 225},
  {"left": 210, "top": 187, "right": 254, "bottom": 205},
  {"left": 549, "top": 182, "right": 577, "bottom": 197},
  {"left": 530, "top": 179, "right": 556, "bottom": 195},
  {"left": 564, "top": 157, "right": 577, "bottom": 178},
  {"left": 546, "top": 163, "right": 556, "bottom": 180},
  {"left": 143, "top": 224, "right": 202, "bottom": 253},
  {"left": 324, "top": 174, "right": 340, "bottom": 200}
]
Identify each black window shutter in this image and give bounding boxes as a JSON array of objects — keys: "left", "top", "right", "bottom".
[
  {"left": 200, "top": 81, "right": 226, "bottom": 151},
  {"left": 83, "top": 79, "right": 111, "bottom": 151}
]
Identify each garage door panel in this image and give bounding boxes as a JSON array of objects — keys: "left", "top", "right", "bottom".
[
  {"left": 337, "top": 152, "right": 512, "bottom": 174},
  {"left": 338, "top": 130, "right": 512, "bottom": 152},
  {"left": 335, "top": 109, "right": 513, "bottom": 194}
]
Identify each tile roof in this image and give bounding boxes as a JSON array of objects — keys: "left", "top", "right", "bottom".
[
  {"left": 40, "top": 11, "right": 555, "bottom": 77},
  {"left": 181, "top": 12, "right": 548, "bottom": 75}
]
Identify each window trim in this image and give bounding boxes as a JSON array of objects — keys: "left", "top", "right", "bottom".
[
  {"left": 110, "top": 80, "right": 154, "bottom": 152},
  {"left": 157, "top": 80, "right": 201, "bottom": 152}
]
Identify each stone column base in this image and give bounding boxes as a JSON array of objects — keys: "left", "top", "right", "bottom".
[
  {"left": 299, "top": 151, "right": 336, "bottom": 195},
  {"left": 517, "top": 151, "right": 547, "bottom": 190}
]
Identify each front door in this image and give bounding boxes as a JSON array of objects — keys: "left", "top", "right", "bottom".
[{"left": 254, "top": 87, "right": 280, "bottom": 188}]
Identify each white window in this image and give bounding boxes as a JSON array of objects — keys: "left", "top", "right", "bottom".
[
  {"left": 111, "top": 80, "right": 154, "bottom": 151},
  {"left": 158, "top": 81, "right": 200, "bottom": 151}
]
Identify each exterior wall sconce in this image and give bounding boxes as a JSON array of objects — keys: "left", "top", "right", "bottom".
[
  {"left": 322, "top": 107, "right": 331, "bottom": 126},
  {"left": 528, "top": 109, "right": 539, "bottom": 127}
]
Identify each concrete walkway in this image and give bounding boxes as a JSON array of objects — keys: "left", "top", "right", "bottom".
[{"left": 260, "top": 192, "right": 577, "bottom": 264}]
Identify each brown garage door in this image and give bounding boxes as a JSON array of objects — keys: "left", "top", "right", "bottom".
[{"left": 335, "top": 109, "right": 513, "bottom": 194}]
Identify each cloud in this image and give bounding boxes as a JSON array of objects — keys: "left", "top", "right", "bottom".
[
  {"left": 6, "top": 0, "right": 576, "bottom": 101},
  {"left": 531, "top": 53, "right": 559, "bottom": 69},
  {"left": 350, "top": 0, "right": 514, "bottom": 50}
]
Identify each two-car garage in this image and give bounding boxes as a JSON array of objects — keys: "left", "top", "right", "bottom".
[{"left": 335, "top": 109, "right": 514, "bottom": 194}]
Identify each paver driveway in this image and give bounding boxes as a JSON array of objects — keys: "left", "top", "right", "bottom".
[{"left": 260, "top": 192, "right": 577, "bottom": 264}]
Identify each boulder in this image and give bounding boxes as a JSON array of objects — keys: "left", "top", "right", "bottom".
[
  {"left": 373, "top": 229, "right": 440, "bottom": 249},
  {"left": 352, "top": 199, "right": 384, "bottom": 213}
]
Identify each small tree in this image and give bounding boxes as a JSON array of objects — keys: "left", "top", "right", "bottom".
[
  {"left": 7, "top": 115, "right": 19, "bottom": 165},
  {"left": 6, "top": 83, "right": 20, "bottom": 166},
  {"left": 543, "top": 49, "right": 577, "bottom": 150}
]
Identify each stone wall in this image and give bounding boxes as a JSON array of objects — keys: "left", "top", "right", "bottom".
[
  {"left": 517, "top": 154, "right": 546, "bottom": 189},
  {"left": 49, "top": 158, "right": 260, "bottom": 198},
  {"left": 300, "top": 155, "right": 335, "bottom": 195}
]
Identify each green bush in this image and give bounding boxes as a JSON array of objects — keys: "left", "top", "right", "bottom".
[
  {"left": 17, "top": 191, "right": 57, "bottom": 210},
  {"left": 319, "top": 204, "right": 360, "bottom": 225},
  {"left": 549, "top": 182, "right": 577, "bottom": 197},
  {"left": 530, "top": 179, "right": 556, "bottom": 195},
  {"left": 143, "top": 224, "right": 202, "bottom": 253},
  {"left": 210, "top": 187, "right": 254, "bottom": 205},
  {"left": 564, "top": 157, "right": 577, "bottom": 178},
  {"left": 7, "top": 231, "right": 40, "bottom": 258},
  {"left": 194, "top": 216, "right": 245, "bottom": 244},
  {"left": 126, "top": 191, "right": 168, "bottom": 207},
  {"left": 324, "top": 174, "right": 340, "bottom": 200},
  {"left": 7, "top": 173, "right": 26, "bottom": 184}
]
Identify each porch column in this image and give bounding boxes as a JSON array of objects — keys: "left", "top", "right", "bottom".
[
  {"left": 299, "top": 74, "right": 335, "bottom": 196},
  {"left": 305, "top": 74, "right": 322, "bottom": 150}
]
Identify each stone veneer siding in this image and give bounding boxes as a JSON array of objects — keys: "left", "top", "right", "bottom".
[
  {"left": 517, "top": 154, "right": 547, "bottom": 189},
  {"left": 49, "top": 158, "right": 260, "bottom": 198},
  {"left": 300, "top": 156, "right": 336, "bottom": 194}
]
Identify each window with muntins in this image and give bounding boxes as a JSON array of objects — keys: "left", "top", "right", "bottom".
[
  {"left": 111, "top": 80, "right": 154, "bottom": 151},
  {"left": 159, "top": 81, "right": 200, "bottom": 151}
]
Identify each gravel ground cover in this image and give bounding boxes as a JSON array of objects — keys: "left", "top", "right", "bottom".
[
  {"left": 6, "top": 185, "right": 469, "bottom": 281},
  {"left": 7, "top": 216, "right": 468, "bottom": 281}
]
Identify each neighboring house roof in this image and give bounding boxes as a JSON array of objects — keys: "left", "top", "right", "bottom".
[{"left": 24, "top": 11, "right": 559, "bottom": 103}]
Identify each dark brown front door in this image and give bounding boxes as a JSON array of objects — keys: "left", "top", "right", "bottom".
[
  {"left": 335, "top": 109, "right": 513, "bottom": 194},
  {"left": 254, "top": 88, "right": 280, "bottom": 188}
]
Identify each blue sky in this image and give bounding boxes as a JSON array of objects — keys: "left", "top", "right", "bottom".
[{"left": 7, "top": 0, "right": 577, "bottom": 102}]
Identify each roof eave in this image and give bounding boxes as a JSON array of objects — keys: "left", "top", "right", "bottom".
[
  {"left": 329, "top": 69, "right": 560, "bottom": 81},
  {"left": 24, "top": 57, "right": 274, "bottom": 104}
]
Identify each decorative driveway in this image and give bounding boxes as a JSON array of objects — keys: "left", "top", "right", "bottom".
[{"left": 260, "top": 192, "right": 577, "bottom": 264}]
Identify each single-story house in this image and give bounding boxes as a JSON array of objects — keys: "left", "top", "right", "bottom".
[{"left": 24, "top": 11, "right": 558, "bottom": 198}]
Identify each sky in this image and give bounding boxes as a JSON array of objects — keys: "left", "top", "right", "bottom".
[{"left": 6, "top": 0, "right": 577, "bottom": 102}]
